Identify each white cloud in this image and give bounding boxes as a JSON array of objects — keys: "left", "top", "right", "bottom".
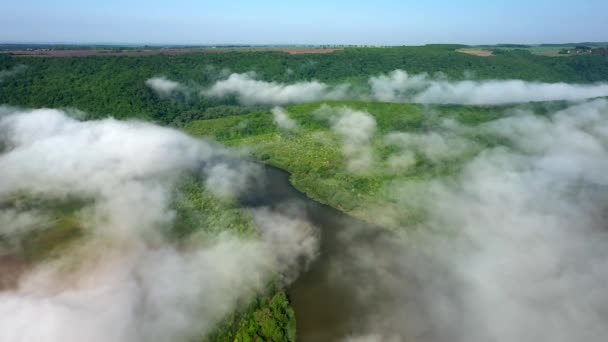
[
  {"left": 271, "top": 106, "right": 299, "bottom": 132},
  {"left": 341, "top": 99, "right": 608, "bottom": 341},
  {"left": 201, "top": 69, "right": 608, "bottom": 106},
  {"left": 145, "top": 77, "right": 183, "bottom": 97},
  {"left": 329, "top": 107, "right": 377, "bottom": 174},
  {"left": 383, "top": 119, "right": 477, "bottom": 172},
  {"left": 203, "top": 72, "right": 350, "bottom": 105},
  {"left": 370, "top": 69, "right": 608, "bottom": 105},
  {"left": 0, "top": 108, "right": 318, "bottom": 342}
]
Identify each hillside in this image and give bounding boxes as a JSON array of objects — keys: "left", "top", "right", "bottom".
[{"left": 1, "top": 45, "right": 607, "bottom": 124}]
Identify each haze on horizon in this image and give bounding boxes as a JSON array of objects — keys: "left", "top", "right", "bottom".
[{"left": 1, "top": 0, "right": 606, "bottom": 46}]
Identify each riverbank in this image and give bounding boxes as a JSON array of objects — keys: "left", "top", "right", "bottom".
[{"left": 184, "top": 101, "right": 512, "bottom": 227}]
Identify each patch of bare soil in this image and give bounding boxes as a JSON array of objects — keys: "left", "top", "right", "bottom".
[{"left": 457, "top": 49, "right": 494, "bottom": 57}]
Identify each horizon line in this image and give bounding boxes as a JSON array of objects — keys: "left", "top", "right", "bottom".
[{"left": 1, "top": 41, "right": 607, "bottom": 48}]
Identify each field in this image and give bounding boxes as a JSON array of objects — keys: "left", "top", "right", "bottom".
[
  {"left": 456, "top": 48, "right": 493, "bottom": 57},
  {"left": 2, "top": 47, "right": 341, "bottom": 57},
  {"left": 459, "top": 43, "right": 608, "bottom": 57}
]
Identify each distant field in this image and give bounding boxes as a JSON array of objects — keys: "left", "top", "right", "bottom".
[
  {"left": 457, "top": 46, "right": 554, "bottom": 56},
  {"left": 527, "top": 45, "right": 574, "bottom": 56},
  {"left": 457, "top": 44, "right": 606, "bottom": 57},
  {"left": 456, "top": 49, "right": 493, "bottom": 57},
  {"left": 2, "top": 47, "right": 341, "bottom": 57}
]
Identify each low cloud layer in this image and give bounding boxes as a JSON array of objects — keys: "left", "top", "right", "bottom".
[
  {"left": 271, "top": 106, "right": 299, "bottom": 132},
  {"left": 202, "top": 72, "right": 350, "bottom": 105},
  {"left": 145, "top": 77, "right": 184, "bottom": 98},
  {"left": 0, "top": 108, "right": 318, "bottom": 342},
  {"left": 338, "top": 99, "right": 608, "bottom": 341},
  {"left": 325, "top": 107, "right": 377, "bottom": 174},
  {"left": 140, "top": 70, "right": 608, "bottom": 341},
  {"left": 384, "top": 118, "right": 476, "bottom": 172},
  {"left": 192, "top": 70, "right": 608, "bottom": 106},
  {"left": 370, "top": 69, "right": 608, "bottom": 104}
]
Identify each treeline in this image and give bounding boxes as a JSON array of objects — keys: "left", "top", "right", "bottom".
[
  {"left": 1, "top": 46, "right": 607, "bottom": 124},
  {"left": 592, "top": 48, "right": 608, "bottom": 57}
]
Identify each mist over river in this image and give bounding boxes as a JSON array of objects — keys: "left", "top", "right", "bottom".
[{"left": 240, "top": 164, "right": 413, "bottom": 342}]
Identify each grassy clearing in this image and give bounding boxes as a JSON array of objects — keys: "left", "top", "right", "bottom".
[
  {"left": 456, "top": 49, "right": 494, "bottom": 57},
  {"left": 185, "top": 101, "right": 516, "bottom": 226}
]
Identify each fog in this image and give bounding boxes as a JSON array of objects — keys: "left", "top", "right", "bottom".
[
  {"left": 202, "top": 72, "right": 350, "bottom": 106},
  {"left": 145, "top": 76, "right": 184, "bottom": 98},
  {"left": 322, "top": 106, "right": 378, "bottom": 174},
  {"left": 370, "top": 70, "right": 608, "bottom": 104},
  {"left": 0, "top": 108, "right": 318, "bottom": 342},
  {"left": 339, "top": 99, "right": 608, "bottom": 341},
  {"left": 383, "top": 118, "right": 477, "bottom": 172},
  {"left": 272, "top": 106, "right": 299, "bottom": 132},
  {"left": 193, "top": 69, "right": 608, "bottom": 106},
  {"left": 5, "top": 70, "right": 608, "bottom": 342}
]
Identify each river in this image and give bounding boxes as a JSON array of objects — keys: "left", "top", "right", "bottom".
[{"left": 240, "top": 164, "right": 413, "bottom": 342}]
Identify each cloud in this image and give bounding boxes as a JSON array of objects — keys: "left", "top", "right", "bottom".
[
  {"left": 271, "top": 106, "right": 299, "bottom": 132},
  {"left": 145, "top": 77, "right": 183, "bottom": 98},
  {"left": 203, "top": 161, "right": 263, "bottom": 199},
  {"left": 370, "top": 69, "right": 608, "bottom": 105},
  {"left": 252, "top": 207, "right": 319, "bottom": 284},
  {"left": 0, "top": 208, "right": 50, "bottom": 241},
  {"left": 383, "top": 119, "right": 477, "bottom": 172},
  {"left": 163, "top": 69, "right": 608, "bottom": 106},
  {"left": 0, "top": 108, "right": 318, "bottom": 342},
  {"left": 328, "top": 107, "right": 377, "bottom": 174},
  {"left": 143, "top": 69, "right": 608, "bottom": 341},
  {"left": 202, "top": 72, "right": 350, "bottom": 105},
  {"left": 337, "top": 99, "right": 608, "bottom": 341}
]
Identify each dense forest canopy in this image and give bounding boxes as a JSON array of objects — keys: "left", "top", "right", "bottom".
[{"left": 1, "top": 45, "right": 607, "bottom": 124}]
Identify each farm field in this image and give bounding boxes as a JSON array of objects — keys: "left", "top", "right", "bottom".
[
  {"left": 1, "top": 47, "right": 341, "bottom": 57},
  {"left": 459, "top": 43, "right": 608, "bottom": 57}
]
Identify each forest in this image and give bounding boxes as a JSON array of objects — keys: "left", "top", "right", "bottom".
[{"left": 1, "top": 45, "right": 608, "bottom": 125}]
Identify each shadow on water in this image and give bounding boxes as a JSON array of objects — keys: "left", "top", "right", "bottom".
[{"left": 239, "top": 164, "right": 410, "bottom": 342}]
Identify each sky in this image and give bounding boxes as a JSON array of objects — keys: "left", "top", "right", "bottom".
[{"left": 0, "top": 0, "right": 606, "bottom": 45}]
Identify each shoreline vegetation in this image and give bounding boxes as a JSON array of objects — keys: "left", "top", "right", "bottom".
[{"left": 184, "top": 100, "right": 570, "bottom": 227}]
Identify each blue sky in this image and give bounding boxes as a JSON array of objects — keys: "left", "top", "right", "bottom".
[{"left": 0, "top": 0, "right": 606, "bottom": 45}]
